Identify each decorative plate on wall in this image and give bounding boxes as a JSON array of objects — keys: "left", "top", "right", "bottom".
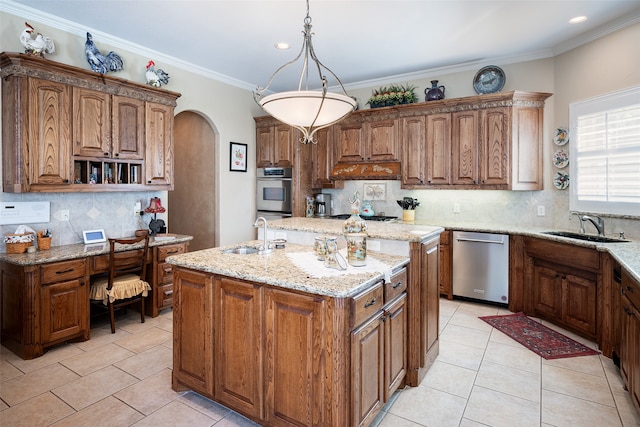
[
  {"left": 553, "top": 127, "right": 569, "bottom": 145},
  {"left": 553, "top": 171, "right": 569, "bottom": 190},
  {"left": 472, "top": 65, "right": 506, "bottom": 94},
  {"left": 553, "top": 149, "right": 569, "bottom": 168}
]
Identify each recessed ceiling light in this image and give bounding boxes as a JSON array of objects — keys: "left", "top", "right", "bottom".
[
  {"left": 569, "top": 16, "right": 588, "bottom": 24},
  {"left": 274, "top": 42, "right": 290, "bottom": 50}
]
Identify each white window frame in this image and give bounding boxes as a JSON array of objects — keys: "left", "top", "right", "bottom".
[{"left": 569, "top": 85, "right": 640, "bottom": 217}]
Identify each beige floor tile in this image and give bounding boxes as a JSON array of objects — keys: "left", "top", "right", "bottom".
[
  {"left": 115, "top": 368, "right": 181, "bottom": 415},
  {"left": 483, "top": 340, "right": 541, "bottom": 374},
  {"left": 448, "top": 310, "right": 495, "bottom": 332},
  {"left": 459, "top": 418, "right": 492, "bottom": 427},
  {"left": 612, "top": 390, "right": 640, "bottom": 427},
  {"left": 475, "top": 360, "right": 541, "bottom": 402},
  {"left": 439, "top": 299, "right": 460, "bottom": 317},
  {"left": 542, "top": 364, "right": 616, "bottom": 407},
  {"left": 437, "top": 339, "right": 485, "bottom": 371},
  {"left": 542, "top": 389, "right": 622, "bottom": 426},
  {"left": 543, "top": 353, "right": 605, "bottom": 377},
  {"left": 154, "top": 317, "right": 174, "bottom": 333},
  {"left": 0, "top": 392, "right": 75, "bottom": 427},
  {"left": 214, "top": 411, "right": 262, "bottom": 426},
  {"left": 131, "top": 400, "right": 215, "bottom": 427},
  {"left": 5, "top": 343, "right": 84, "bottom": 374},
  {"left": 440, "top": 324, "right": 491, "bottom": 350},
  {"left": 389, "top": 385, "right": 466, "bottom": 427},
  {"left": 457, "top": 301, "right": 502, "bottom": 316},
  {"left": 74, "top": 323, "right": 132, "bottom": 352},
  {"left": 439, "top": 315, "right": 451, "bottom": 332},
  {"left": 0, "top": 399, "right": 8, "bottom": 410},
  {"left": 1, "top": 359, "right": 24, "bottom": 382},
  {"left": 377, "top": 412, "right": 424, "bottom": 427},
  {"left": 50, "top": 396, "right": 144, "bottom": 426},
  {"left": 53, "top": 365, "right": 138, "bottom": 410},
  {"left": 117, "top": 313, "right": 165, "bottom": 334},
  {"left": 178, "top": 391, "right": 232, "bottom": 421},
  {"left": 114, "top": 326, "right": 172, "bottom": 353},
  {"left": 420, "top": 360, "right": 477, "bottom": 398},
  {"left": 114, "top": 344, "right": 172, "bottom": 379},
  {"left": 60, "top": 342, "right": 135, "bottom": 376},
  {"left": 0, "top": 363, "right": 79, "bottom": 406},
  {"left": 464, "top": 386, "right": 540, "bottom": 427}
]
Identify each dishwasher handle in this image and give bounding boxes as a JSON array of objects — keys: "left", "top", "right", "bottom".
[{"left": 455, "top": 237, "right": 505, "bottom": 244}]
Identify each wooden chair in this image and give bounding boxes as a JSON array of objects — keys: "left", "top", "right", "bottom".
[{"left": 89, "top": 235, "right": 151, "bottom": 333}]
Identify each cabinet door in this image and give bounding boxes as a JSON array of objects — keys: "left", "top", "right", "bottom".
[
  {"left": 311, "top": 127, "right": 338, "bottom": 188},
  {"left": 532, "top": 265, "right": 563, "bottom": 320},
  {"left": 439, "top": 231, "right": 452, "bottom": 299},
  {"left": 422, "top": 239, "right": 440, "bottom": 354},
  {"left": 384, "top": 293, "right": 407, "bottom": 400},
  {"left": 351, "top": 311, "right": 385, "bottom": 427},
  {"left": 145, "top": 102, "right": 174, "bottom": 186},
  {"left": 274, "top": 124, "right": 294, "bottom": 167},
  {"left": 562, "top": 272, "right": 597, "bottom": 337},
  {"left": 451, "top": 110, "right": 479, "bottom": 185},
  {"left": 112, "top": 96, "right": 145, "bottom": 160},
  {"left": 265, "top": 289, "right": 324, "bottom": 427},
  {"left": 256, "top": 125, "right": 274, "bottom": 167},
  {"left": 72, "top": 87, "right": 111, "bottom": 158},
  {"left": 215, "top": 278, "right": 263, "bottom": 420},
  {"left": 172, "top": 268, "right": 214, "bottom": 395},
  {"left": 620, "top": 293, "right": 634, "bottom": 385},
  {"left": 40, "top": 278, "right": 88, "bottom": 344},
  {"left": 401, "top": 116, "right": 427, "bottom": 186},
  {"left": 367, "top": 119, "right": 399, "bottom": 162},
  {"left": 27, "top": 78, "right": 72, "bottom": 185},
  {"left": 426, "top": 113, "right": 451, "bottom": 185},
  {"left": 629, "top": 305, "right": 640, "bottom": 409},
  {"left": 335, "top": 121, "right": 365, "bottom": 163},
  {"left": 480, "top": 107, "right": 510, "bottom": 186}
]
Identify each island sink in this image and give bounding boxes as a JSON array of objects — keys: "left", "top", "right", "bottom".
[{"left": 542, "top": 230, "right": 628, "bottom": 243}]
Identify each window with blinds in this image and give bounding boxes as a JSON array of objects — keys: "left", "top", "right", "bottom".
[{"left": 569, "top": 86, "right": 640, "bottom": 217}]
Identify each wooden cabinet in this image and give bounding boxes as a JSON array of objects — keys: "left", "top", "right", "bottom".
[
  {"left": 335, "top": 117, "right": 399, "bottom": 163},
  {"left": 451, "top": 110, "right": 479, "bottom": 185},
  {"left": 311, "top": 127, "right": 343, "bottom": 189},
  {"left": 1, "top": 52, "right": 180, "bottom": 192},
  {"left": 426, "top": 113, "right": 451, "bottom": 185},
  {"left": 400, "top": 115, "right": 427, "bottom": 186},
  {"left": 523, "top": 237, "right": 600, "bottom": 340},
  {"left": 255, "top": 119, "right": 295, "bottom": 168},
  {"left": 480, "top": 107, "right": 510, "bottom": 186},
  {"left": 39, "top": 259, "right": 89, "bottom": 345},
  {"left": 620, "top": 268, "right": 640, "bottom": 410},
  {"left": 439, "top": 230, "right": 452, "bottom": 299},
  {"left": 146, "top": 242, "right": 188, "bottom": 317}
]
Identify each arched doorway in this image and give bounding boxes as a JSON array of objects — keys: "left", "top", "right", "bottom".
[{"left": 169, "top": 111, "right": 217, "bottom": 251}]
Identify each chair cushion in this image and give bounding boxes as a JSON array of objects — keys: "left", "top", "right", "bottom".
[{"left": 90, "top": 273, "right": 152, "bottom": 305}]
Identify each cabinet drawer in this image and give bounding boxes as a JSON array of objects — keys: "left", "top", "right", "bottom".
[
  {"left": 157, "top": 283, "right": 173, "bottom": 308},
  {"left": 40, "top": 259, "right": 86, "bottom": 284},
  {"left": 384, "top": 268, "right": 407, "bottom": 302},
  {"left": 158, "top": 243, "right": 186, "bottom": 262},
  {"left": 622, "top": 269, "right": 640, "bottom": 309},
  {"left": 157, "top": 262, "right": 174, "bottom": 285},
  {"left": 351, "top": 282, "right": 384, "bottom": 328}
]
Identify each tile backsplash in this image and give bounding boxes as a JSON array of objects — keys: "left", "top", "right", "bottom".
[{"left": 1, "top": 192, "right": 166, "bottom": 252}]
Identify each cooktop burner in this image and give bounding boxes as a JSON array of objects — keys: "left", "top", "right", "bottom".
[{"left": 329, "top": 214, "right": 398, "bottom": 222}]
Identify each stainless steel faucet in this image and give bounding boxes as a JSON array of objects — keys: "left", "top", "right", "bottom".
[
  {"left": 254, "top": 216, "right": 273, "bottom": 253},
  {"left": 570, "top": 211, "right": 585, "bottom": 234},
  {"left": 581, "top": 214, "right": 605, "bottom": 236}
]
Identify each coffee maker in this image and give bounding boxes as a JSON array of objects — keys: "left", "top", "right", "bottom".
[{"left": 314, "top": 194, "right": 331, "bottom": 217}]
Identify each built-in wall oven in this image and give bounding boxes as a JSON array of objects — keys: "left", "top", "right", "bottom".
[{"left": 256, "top": 167, "right": 293, "bottom": 220}]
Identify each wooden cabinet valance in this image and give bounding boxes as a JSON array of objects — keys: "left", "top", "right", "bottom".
[{"left": 1, "top": 52, "right": 181, "bottom": 193}]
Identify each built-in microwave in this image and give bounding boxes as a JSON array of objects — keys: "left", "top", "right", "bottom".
[{"left": 256, "top": 167, "right": 293, "bottom": 215}]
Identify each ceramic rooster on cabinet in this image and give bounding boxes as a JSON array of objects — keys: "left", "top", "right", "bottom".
[
  {"left": 145, "top": 60, "right": 170, "bottom": 87},
  {"left": 20, "top": 22, "right": 55, "bottom": 57},
  {"left": 84, "top": 32, "right": 124, "bottom": 74}
]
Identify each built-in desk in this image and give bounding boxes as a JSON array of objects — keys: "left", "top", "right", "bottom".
[{"left": 0, "top": 235, "right": 192, "bottom": 359}]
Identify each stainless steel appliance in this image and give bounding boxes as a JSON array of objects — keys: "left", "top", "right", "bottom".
[
  {"left": 256, "top": 167, "right": 293, "bottom": 220},
  {"left": 452, "top": 231, "right": 509, "bottom": 305},
  {"left": 314, "top": 193, "right": 331, "bottom": 217}
]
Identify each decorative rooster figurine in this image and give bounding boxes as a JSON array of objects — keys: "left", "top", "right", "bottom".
[
  {"left": 84, "top": 32, "right": 124, "bottom": 74},
  {"left": 20, "top": 22, "right": 55, "bottom": 57},
  {"left": 145, "top": 60, "right": 170, "bottom": 87}
]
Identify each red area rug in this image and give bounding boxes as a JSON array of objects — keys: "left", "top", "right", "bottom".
[{"left": 479, "top": 312, "right": 600, "bottom": 360}]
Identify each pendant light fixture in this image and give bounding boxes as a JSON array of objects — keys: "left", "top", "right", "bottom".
[{"left": 253, "top": 0, "right": 356, "bottom": 144}]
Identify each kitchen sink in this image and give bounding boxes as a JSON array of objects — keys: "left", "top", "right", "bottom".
[
  {"left": 223, "top": 246, "right": 260, "bottom": 254},
  {"left": 542, "top": 231, "right": 628, "bottom": 243}
]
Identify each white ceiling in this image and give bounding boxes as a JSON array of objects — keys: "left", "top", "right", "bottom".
[{"left": 5, "top": 0, "right": 640, "bottom": 92}]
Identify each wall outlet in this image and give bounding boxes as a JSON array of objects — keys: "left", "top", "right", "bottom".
[
  {"left": 134, "top": 202, "right": 142, "bottom": 216},
  {"left": 60, "top": 209, "right": 70, "bottom": 221},
  {"left": 453, "top": 203, "right": 461, "bottom": 214},
  {"left": 537, "top": 205, "right": 546, "bottom": 216}
]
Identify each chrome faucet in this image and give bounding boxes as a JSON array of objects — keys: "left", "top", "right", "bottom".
[
  {"left": 581, "top": 214, "right": 605, "bottom": 237},
  {"left": 570, "top": 211, "right": 585, "bottom": 234},
  {"left": 254, "top": 217, "right": 273, "bottom": 253}
]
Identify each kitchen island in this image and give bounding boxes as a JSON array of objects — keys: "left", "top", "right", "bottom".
[{"left": 167, "top": 236, "right": 440, "bottom": 427}]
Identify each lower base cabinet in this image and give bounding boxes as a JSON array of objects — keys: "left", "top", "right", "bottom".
[{"left": 620, "top": 268, "right": 640, "bottom": 411}]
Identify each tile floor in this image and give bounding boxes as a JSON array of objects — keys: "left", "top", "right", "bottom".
[{"left": 1, "top": 298, "right": 639, "bottom": 427}]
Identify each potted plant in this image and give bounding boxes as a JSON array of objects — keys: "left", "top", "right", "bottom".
[{"left": 366, "top": 84, "right": 418, "bottom": 108}]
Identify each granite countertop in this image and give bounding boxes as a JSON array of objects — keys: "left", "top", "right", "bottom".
[
  {"left": 267, "top": 217, "right": 640, "bottom": 284},
  {"left": 166, "top": 241, "right": 410, "bottom": 298},
  {"left": 0, "top": 234, "right": 193, "bottom": 266}
]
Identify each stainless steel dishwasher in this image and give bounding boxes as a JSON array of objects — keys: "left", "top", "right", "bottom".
[{"left": 452, "top": 231, "right": 509, "bottom": 305}]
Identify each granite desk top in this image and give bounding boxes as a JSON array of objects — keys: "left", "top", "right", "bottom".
[
  {"left": 166, "top": 241, "right": 410, "bottom": 298},
  {"left": 0, "top": 234, "right": 193, "bottom": 266}
]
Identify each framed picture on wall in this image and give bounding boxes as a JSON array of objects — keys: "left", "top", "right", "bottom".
[{"left": 230, "top": 142, "right": 247, "bottom": 172}]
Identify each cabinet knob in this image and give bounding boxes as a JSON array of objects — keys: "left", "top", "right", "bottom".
[
  {"left": 104, "top": 152, "right": 109, "bottom": 156},
  {"left": 114, "top": 153, "right": 119, "bottom": 157},
  {"left": 63, "top": 179, "right": 69, "bottom": 184},
  {"left": 627, "top": 286, "right": 635, "bottom": 293}
]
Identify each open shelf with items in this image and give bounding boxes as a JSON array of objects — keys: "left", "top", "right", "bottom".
[{"left": 73, "top": 159, "right": 143, "bottom": 186}]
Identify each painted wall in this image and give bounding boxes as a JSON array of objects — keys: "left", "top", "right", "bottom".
[{"left": 0, "top": 9, "right": 263, "bottom": 250}]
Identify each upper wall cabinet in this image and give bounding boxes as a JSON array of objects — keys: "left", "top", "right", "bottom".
[
  {"left": 0, "top": 52, "right": 181, "bottom": 193},
  {"left": 254, "top": 116, "right": 295, "bottom": 168}
]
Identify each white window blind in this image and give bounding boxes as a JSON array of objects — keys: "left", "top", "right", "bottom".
[{"left": 569, "top": 86, "right": 640, "bottom": 217}]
